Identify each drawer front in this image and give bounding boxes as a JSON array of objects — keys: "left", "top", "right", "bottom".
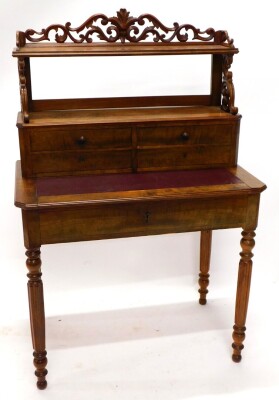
[
  {"left": 138, "top": 145, "right": 232, "bottom": 170},
  {"left": 137, "top": 124, "right": 232, "bottom": 146},
  {"left": 31, "top": 150, "right": 131, "bottom": 174},
  {"left": 39, "top": 197, "right": 247, "bottom": 244},
  {"left": 19, "top": 120, "right": 239, "bottom": 177},
  {"left": 29, "top": 127, "right": 132, "bottom": 151}
]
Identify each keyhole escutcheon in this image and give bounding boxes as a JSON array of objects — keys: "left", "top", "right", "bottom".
[{"left": 144, "top": 211, "right": 151, "bottom": 224}]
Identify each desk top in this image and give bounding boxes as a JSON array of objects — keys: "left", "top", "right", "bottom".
[{"left": 15, "top": 162, "right": 266, "bottom": 210}]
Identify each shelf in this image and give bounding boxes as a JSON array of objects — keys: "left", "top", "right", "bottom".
[
  {"left": 17, "top": 106, "right": 241, "bottom": 127},
  {"left": 13, "top": 42, "right": 238, "bottom": 57}
]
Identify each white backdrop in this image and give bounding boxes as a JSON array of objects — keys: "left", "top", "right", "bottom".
[{"left": 0, "top": 1, "right": 278, "bottom": 399}]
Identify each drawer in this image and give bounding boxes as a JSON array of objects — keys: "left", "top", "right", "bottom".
[
  {"left": 39, "top": 197, "right": 247, "bottom": 244},
  {"left": 137, "top": 125, "right": 232, "bottom": 146},
  {"left": 138, "top": 145, "right": 232, "bottom": 170},
  {"left": 29, "top": 127, "right": 132, "bottom": 151},
  {"left": 31, "top": 149, "right": 131, "bottom": 174}
]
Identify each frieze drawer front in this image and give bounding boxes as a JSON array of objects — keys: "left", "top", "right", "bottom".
[
  {"left": 28, "top": 127, "right": 132, "bottom": 151},
  {"left": 137, "top": 124, "right": 236, "bottom": 146},
  {"left": 39, "top": 196, "right": 248, "bottom": 244}
]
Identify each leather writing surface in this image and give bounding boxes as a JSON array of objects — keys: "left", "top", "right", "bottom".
[{"left": 36, "top": 169, "right": 241, "bottom": 197}]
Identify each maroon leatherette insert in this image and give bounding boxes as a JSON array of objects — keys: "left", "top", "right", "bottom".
[{"left": 36, "top": 169, "right": 241, "bottom": 197}]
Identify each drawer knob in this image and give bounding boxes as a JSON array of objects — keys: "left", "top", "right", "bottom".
[
  {"left": 77, "top": 136, "right": 86, "bottom": 145},
  {"left": 181, "top": 132, "right": 189, "bottom": 141}
]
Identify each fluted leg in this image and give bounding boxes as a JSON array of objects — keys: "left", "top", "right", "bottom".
[
  {"left": 232, "top": 230, "right": 255, "bottom": 362},
  {"left": 26, "top": 248, "right": 48, "bottom": 389},
  {"left": 198, "top": 230, "right": 212, "bottom": 305}
]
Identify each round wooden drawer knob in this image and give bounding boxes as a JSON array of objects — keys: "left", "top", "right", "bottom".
[
  {"left": 77, "top": 136, "right": 86, "bottom": 145},
  {"left": 181, "top": 132, "right": 189, "bottom": 141}
]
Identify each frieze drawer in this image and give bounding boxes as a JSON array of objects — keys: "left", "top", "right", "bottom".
[{"left": 39, "top": 196, "right": 248, "bottom": 244}]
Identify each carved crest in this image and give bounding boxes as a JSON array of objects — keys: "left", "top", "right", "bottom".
[{"left": 19, "top": 9, "right": 234, "bottom": 46}]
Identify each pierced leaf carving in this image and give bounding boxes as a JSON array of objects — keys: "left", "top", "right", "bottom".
[
  {"left": 221, "top": 55, "right": 238, "bottom": 115},
  {"left": 18, "top": 57, "right": 29, "bottom": 122},
  {"left": 20, "top": 9, "right": 234, "bottom": 46}
]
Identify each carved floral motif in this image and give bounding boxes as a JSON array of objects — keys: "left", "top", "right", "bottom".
[
  {"left": 221, "top": 55, "right": 238, "bottom": 115},
  {"left": 20, "top": 9, "right": 234, "bottom": 45},
  {"left": 18, "top": 57, "right": 29, "bottom": 122}
]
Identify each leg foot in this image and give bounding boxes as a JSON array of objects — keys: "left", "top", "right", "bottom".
[
  {"left": 26, "top": 248, "right": 48, "bottom": 389},
  {"left": 198, "top": 272, "right": 210, "bottom": 305},
  {"left": 198, "top": 230, "right": 212, "bottom": 305},
  {"left": 232, "top": 325, "right": 246, "bottom": 362},
  {"left": 34, "top": 351, "right": 48, "bottom": 389},
  {"left": 232, "top": 230, "right": 255, "bottom": 362}
]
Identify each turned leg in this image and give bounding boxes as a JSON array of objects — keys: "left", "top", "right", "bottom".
[
  {"left": 232, "top": 230, "right": 255, "bottom": 362},
  {"left": 26, "top": 248, "right": 48, "bottom": 389},
  {"left": 198, "top": 230, "right": 212, "bottom": 305}
]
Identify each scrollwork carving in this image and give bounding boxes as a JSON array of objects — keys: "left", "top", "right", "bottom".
[
  {"left": 20, "top": 9, "right": 234, "bottom": 45},
  {"left": 221, "top": 55, "right": 238, "bottom": 115},
  {"left": 18, "top": 57, "right": 29, "bottom": 123}
]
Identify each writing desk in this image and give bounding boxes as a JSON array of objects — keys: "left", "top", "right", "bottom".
[{"left": 13, "top": 9, "right": 266, "bottom": 389}]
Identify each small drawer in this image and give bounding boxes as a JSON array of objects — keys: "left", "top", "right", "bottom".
[
  {"left": 138, "top": 145, "right": 232, "bottom": 170},
  {"left": 31, "top": 149, "right": 131, "bottom": 174},
  {"left": 29, "top": 127, "right": 132, "bottom": 151},
  {"left": 137, "top": 125, "right": 232, "bottom": 147}
]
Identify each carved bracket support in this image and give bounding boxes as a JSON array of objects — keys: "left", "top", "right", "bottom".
[
  {"left": 18, "top": 57, "right": 29, "bottom": 123},
  {"left": 221, "top": 55, "right": 238, "bottom": 115}
]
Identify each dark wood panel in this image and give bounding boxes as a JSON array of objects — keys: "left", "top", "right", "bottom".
[
  {"left": 18, "top": 128, "right": 32, "bottom": 177},
  {"left": 31, "top": 149, "right": 132, "bottom": 175},
  {"left": 138, "top": 145, "right": 232, "bottom": 170},
  {"left": 29, "top": 127, "right": 132, "bottom": 151},
  {"left": 137, "top": 124, "right": 232, "bottom": 146},
  {"left": 39, "top": 196, "right": 247, "bottom": 244},
  {"left": 32, "top": 95, "right": 211, "bottom": 112},
  {"left": 210, "top": 54, "right": 223, "bottom": 106}
]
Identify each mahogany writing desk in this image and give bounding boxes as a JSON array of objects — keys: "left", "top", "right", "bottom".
[{"left": 13, "top": 9, "right": 266, "bottom": 389}]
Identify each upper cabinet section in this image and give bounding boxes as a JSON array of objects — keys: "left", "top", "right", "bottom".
[
  {"left": 13, "top": 9, "right": 240, "bottom": 123},
  {"left": 13, "top": 8, "right": 238, "bottom": 57}
]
